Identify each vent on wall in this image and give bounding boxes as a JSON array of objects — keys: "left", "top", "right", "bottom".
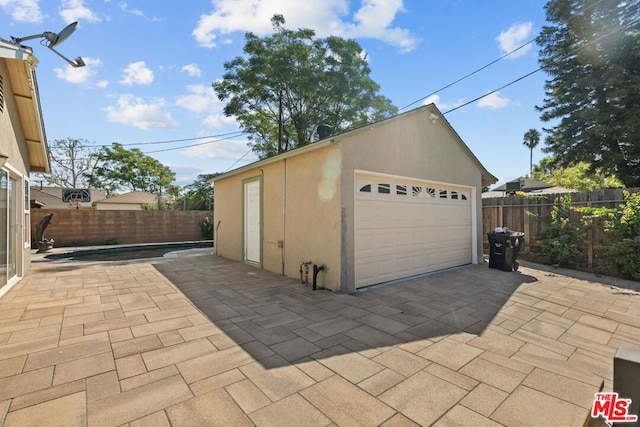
[{"left": 0, "top": 74, "right": 4, "bottom": 114}]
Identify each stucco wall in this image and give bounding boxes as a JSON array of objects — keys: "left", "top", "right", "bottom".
[
  {"left": 214, "top": 145, "right": 342, "bottom": 291},
  {"left": 1, "top": 58, "right": 32, "bottom": 282}
]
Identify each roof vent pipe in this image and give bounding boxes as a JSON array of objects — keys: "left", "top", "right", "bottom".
[{"left": 317, "top": 124, "right": 332, "bottom": 140}]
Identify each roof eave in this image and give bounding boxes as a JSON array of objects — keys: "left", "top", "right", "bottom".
[{"left": 0, "top": 40, "right": 50, "bottom": 173}]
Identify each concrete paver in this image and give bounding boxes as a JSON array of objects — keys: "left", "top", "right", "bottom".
[{"left": 0, "top": 251, "right": 639, "bottom": 425}]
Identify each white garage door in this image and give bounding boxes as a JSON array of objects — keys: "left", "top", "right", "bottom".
[{"left": 355, "top": 172, "right": 473, "bottom": 288}]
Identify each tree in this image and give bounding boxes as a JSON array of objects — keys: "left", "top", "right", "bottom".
[
  {"left": 536, "top": 0, "right": 640, "bottom": 187},
  {"left": 522, "top": 129, "right": 540, "bottom": 176},
  {"left": 213, "top": 14, "right": 398, "bottom": 158},
  {"left": 32, "top": 137, "right": 98, "bottom": 188},
  {"left": 180, "top": 173, "right": 218, "bottom": 210},
  {"left": 532, "top": 156, "right": 624, "bottom": 190},
  {"left": 88, "top": 143, "right": 175, "bottom": 197}
]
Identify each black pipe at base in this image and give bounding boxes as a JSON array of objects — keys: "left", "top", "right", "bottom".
[{"left": 312, "top": 264, "right": 325, "bottom": 290}]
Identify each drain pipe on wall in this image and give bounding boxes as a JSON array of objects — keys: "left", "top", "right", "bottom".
[
  {"left": 214, "top": 220, "right": 221, "bottom": 255},
  {"left": 312, "top": 264, "right": 325, "bottom": 290}
]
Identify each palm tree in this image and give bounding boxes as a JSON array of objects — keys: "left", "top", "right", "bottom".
[{"left": 523, "top": 129, "right": 541, "bottom": 176}]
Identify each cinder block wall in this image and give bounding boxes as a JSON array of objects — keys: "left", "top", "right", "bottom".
[{"left": 30, "top": 209, "right": 211, "bottom": 247}]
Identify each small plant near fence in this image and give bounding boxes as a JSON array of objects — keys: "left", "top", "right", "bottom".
[
  {"left": 537, "top": 194, "right": 585, "bottom": 268},
  {"left": 201, "top": 217, "right": 214, "bottom": 240},
  {"left": 580, "top": 191, "right": 640, "bottom": 281}
]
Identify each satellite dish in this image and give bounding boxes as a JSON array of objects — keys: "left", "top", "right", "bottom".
[
  {"left": 9, "top": 21, "right": 85, "bottom": 68},
  {"left": 317, "top": 124, "right": 332, "bottom": 139},
  {"left": 50, "top": 22, "right": 78, "bottom": 48}
]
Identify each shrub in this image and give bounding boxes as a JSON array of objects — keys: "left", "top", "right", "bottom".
[
  {"left": 537, "top": 194, "right": 584, "bottom": 267},
  {"left": 201, "top": 217, "right": 213, "bottom": 240},
  {"left": 602, "top": 191, "right": 640, "bottom": 280}
]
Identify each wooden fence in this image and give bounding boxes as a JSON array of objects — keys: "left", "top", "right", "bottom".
[
  {"left": 482, "top": 188, "right": 639, "bottom": 269},
  {"left": 30, "top": 209, "right": 211, "bottom": 247}
]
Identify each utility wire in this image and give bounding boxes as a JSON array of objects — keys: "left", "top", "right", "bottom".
[
  {"left": 116, "top": 131, "right": 246, "bottom": 147},
  {"left": 398, "top": 38, "right": 537, "bottom": 112},
  {"left": 442, "top": 67, "right": 542, "bottom": 115},
  {"left": 225, "top": 147, "right": 254, "bottom": 172},
  {"left": 145, "top": 133, "right": 246, "bottom": 154}
]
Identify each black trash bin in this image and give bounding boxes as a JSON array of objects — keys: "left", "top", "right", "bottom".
[{"left": 488, "top": 231, "right": 525, "bottom": 271}]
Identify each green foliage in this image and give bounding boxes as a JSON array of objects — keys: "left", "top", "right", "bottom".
[
  {"left": 536, "top": 0, "right": 640, "bottom": 187},
  {"left": 601, "top": 191, "right": 640, "bottom": 280},
  {"left": 89, "top": 143, "right": 175, "bottom": 197},
  {"left": 532, "top": 157, "right": 624, "bottom": 191},
  {"left": 201, "top": 217, "right": 214, "bottom": 240},
  {"left": 538, "top": 194, "right": 584, "bottom": 267},
  {"left": 522, "top": 129, "right": 540, "bottom": 175},
  {"left": 181, "top": 174, "right": 217, "bottom": 211},
  {"left": 213, "top": 14, "right": 397, "bottom": 158}
]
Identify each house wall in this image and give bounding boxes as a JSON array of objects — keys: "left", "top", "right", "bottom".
[
  {"left": 214, "top": 144, "right": 342, "bottom": 290},
  {"left": 338, "top": 107, "right": 485, "bottom": 290},
  {"left": 0, "top": 59, "right": 33, "bottom": 293}
]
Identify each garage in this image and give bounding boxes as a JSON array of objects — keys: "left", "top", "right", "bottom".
[
  {"left": 355, "top": 171, "right": 474, "bottom": 288},
  {"left": 213, "top": 105, "right": 495, "bottom": 293}
]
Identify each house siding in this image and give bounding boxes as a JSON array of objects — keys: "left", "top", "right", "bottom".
[{"left": 0, "top": 58, "right": 35, "bottom": 293}]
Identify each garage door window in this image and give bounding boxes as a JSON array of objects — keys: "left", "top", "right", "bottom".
[
  {"left": 378, "top": 183, "right": 390, "bottom": 194},
  {"left": 359, "top": 184, "right": 371, "bottom": 193}
]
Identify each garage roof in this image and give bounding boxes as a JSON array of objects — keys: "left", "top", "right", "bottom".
[
  {"left": 213, "top": 104, "right": 497, "bottom": 187},
  {"left": 0, "top": 39, "right": 50, "bottom": 173}
]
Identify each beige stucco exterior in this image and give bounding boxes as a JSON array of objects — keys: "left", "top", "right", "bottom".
[
  {"left": 213, "top": 105, "right": 496, "bottom": 293},
  {"left": 1, "top": 40, "right": 50, "bottom": 296}
]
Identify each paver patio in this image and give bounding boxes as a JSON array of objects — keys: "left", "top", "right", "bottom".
[{"left": 1, "top": 250, "right": 639, "bottom": 426}]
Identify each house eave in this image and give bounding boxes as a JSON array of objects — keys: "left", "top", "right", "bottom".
[{"left": 0, "top": 39, "right": 50, "bottom": 173}]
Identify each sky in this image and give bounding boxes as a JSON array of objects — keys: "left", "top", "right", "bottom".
[{"left": 1, "top": 0, "right": 551, "bottom": 190}]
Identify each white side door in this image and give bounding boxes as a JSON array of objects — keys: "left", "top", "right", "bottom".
[{"left": 243, "top": 179, "right": 261, "bottom": 264}]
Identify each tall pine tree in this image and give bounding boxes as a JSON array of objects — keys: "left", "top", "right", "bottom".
[{"left": 536, "top": 0, "right": 640, "bottom": 187}]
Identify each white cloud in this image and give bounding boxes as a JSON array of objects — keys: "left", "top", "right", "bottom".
[
  {"left": 119, "top": 61, "right": 154, "bottom": 85},
  {"left": 181, "top": 63, "right": 202, "bottom": 77},
  {"left": 183, "top": 138, "right": 258, "bottom": 163},
  {"left": 104, "top": 94, "right": 179, "bottom": 130},
  {"left": 496, "top": 21, "right": 533, "bottom": 58},
  {"left": 53, "top": 57, "right": 102, "bottom": 84},
  {"left": 0, "top": 0, "right": 43, "bottom": 23},
  {"left": 96, "top": 80, "right": 109, "bottom": 88},
  {"left": 422, "top": 94, "right": 450, "bottom": 110},
  {"left": 175, "top": 84, "right": 236, "bottom": 128},
  {"left": 117, "top": 1, "right": 161, "bottom": 21},
  {"left": 59, "top": 0, "right": 101, "bottom": 23},
  {"left": 192, "top": 0, "right": 419, "bottom": 52},
  {"left": 478, "top": 92, "right": 511, "bottom": 109}
]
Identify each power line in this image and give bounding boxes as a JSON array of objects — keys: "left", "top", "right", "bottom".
[
  {"left": 225, "top": 147, "right": 254, "bottom": 171},
  {"left": 95, "top": 131, "right": 247, "bottom": 148},
  {"left": 442, "top": 67, "right": 542, "bottom": 115},
  {"left": 398, "top": 38, "right": 537, "bottom": 112},
  {"left": 145, "top": 132, "right": 246, "bottom": 154}
]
